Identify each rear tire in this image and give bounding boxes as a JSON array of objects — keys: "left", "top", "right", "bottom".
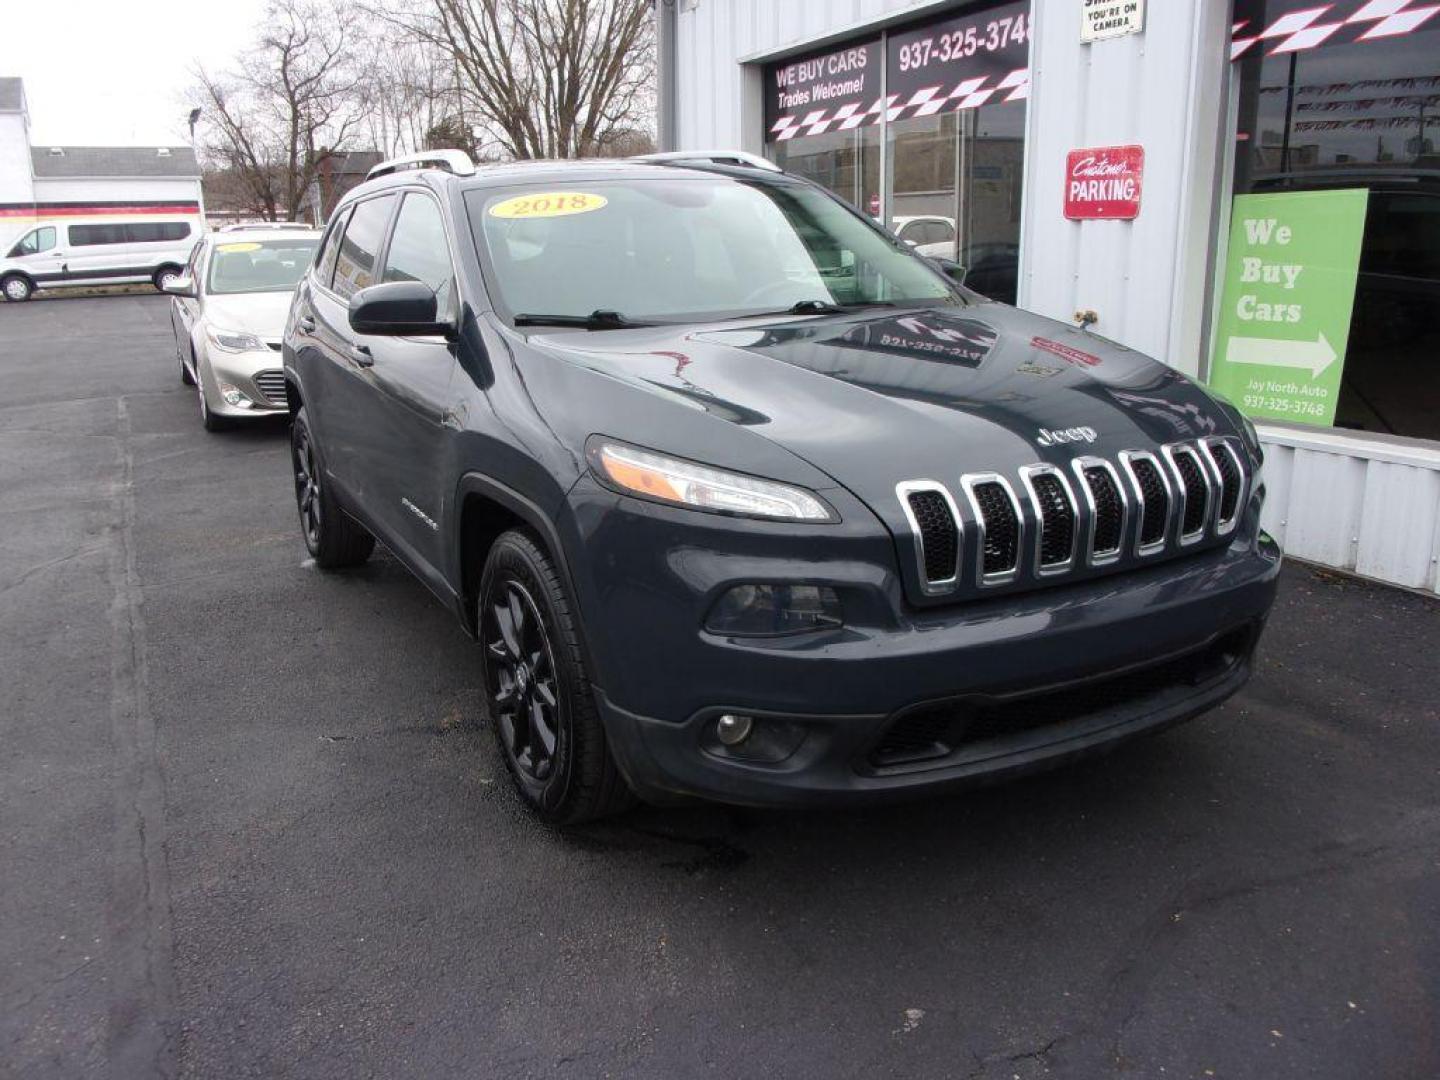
[
  {"left": 153, "top": 265, "right": 182, "bottom": 293},
  {"left": 290, "top": 407, "right": 374, "bottom": 568},
  {"left": 480, "top": 529, "right": 634, "bottom": 824},
  {"left": 2, "top": 274, "right": 33, "bottom": 302}
]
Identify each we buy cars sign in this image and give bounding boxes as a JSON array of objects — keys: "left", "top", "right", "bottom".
[{"left": 1064, "top": 145, "right": 1144, "bottom": 220}]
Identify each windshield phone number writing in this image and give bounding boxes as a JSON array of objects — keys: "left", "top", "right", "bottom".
[{"left": 896, "top": 14, "right": 1029, "bottom": 72}]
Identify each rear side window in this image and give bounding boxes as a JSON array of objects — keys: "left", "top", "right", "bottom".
[
  {"left": 69, "top": 223, "right": 126, "bottom": 246},
  {"left": 330, "top": 196, "right": 395, "bottom": 300},
  {"left": 7, "top": 226, "right": 56, "bottom": 258},
  {"left": 381, "top": 193, "right": 455, "bottom": 309},
  {"left": 125, "top": 222, "right": 190, "bottom": 243},
  {"left": 313, "top": 206, "right": 352, "bottom": 290}
]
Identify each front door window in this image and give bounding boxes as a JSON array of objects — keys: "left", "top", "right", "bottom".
[{"left": 8, "top": 226, "right": 56, "bottom": 259}]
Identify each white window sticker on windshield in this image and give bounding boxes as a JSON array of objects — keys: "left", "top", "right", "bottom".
[
  {"left": 488, "top": 192, "right": 608, "bottom": 220},
  {"left": 216, "top": 242, "right": 263, "bottom": 252}
]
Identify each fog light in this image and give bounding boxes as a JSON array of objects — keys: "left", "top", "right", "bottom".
[
  {"left": 705, "top": 584, "right": 842, "bottom": 637},
  {"left": 219, "top": 383, "right": 254, "bottom": 409},
  {"left": 715, "top": 713, "right": 753, "bottom": 746}
]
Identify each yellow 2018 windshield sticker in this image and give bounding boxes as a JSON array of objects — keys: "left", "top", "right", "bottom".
[
  {"left": 488, "top": 192, "right": 608, "bottom": 220},
  {"left": 216, "top": 242, "right": 262, "bottom": 252}
]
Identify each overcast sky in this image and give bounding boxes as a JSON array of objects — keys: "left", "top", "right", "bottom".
[{"left": 0, "top": 0, "right": 269, "bottom": 146}]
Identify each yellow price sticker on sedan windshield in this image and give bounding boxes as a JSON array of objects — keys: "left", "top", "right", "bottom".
[
  {"left": 488, "top": 192, "right": 608, "bottom": 220},
  {"left": 216, "top": 242, "right": 262, "bottom": 252}
]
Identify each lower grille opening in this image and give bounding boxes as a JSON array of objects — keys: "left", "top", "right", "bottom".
[
  {"left": 972, "top": 481, "right": 1020, "bottom": 577},
  {"left": 866, "top": 627, "right": 1253, "bottom": 771},
  {"left": 907, "top": 489, "right": 959, "bottom": 583}
]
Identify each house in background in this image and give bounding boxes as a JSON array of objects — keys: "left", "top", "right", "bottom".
[{"left": 0, "top": 77, "right": 203, "bottom": 246}]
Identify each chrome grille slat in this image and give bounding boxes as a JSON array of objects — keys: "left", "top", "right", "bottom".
[
  {"left": 1119, "top": 451, "right": 1172, "bottom": 555},
  {"left": 1163, "top": 443, "right": 1213, "bottom": 545},
  {"left": 962, "top": 474, "right": 1023, "bottom": 584},
  {"left": 1200, "top": 437, "right": 1246, "bottom": 535},
  {"left": 1019, "top": 465, "right": 1077, "bottom": 574},
  {"left": 896, "top": 481, "right": 962, "bottom": 593},
  {"left": 1071, "top": 456, "right": 1128, "bottom": 566}
]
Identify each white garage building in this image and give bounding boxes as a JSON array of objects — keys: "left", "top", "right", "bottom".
[{"left": 1, "top": 77, "right": 203, "bottom": 245}]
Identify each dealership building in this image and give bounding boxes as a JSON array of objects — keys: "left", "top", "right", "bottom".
[{"left": 655, "top": 0, "right": 1440, "bottom": 594}]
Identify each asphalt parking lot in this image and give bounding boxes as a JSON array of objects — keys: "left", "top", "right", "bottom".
[{"left": 2, "top": 292, "right": 1437, "bottom": 1079}]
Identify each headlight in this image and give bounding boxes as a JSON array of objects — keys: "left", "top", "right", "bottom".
[
  {"left": 587, "top": 438, "right": 836, "bottom": 521},
  {"left": 206, "top": 325, "right": 266, "bottom": 353}
]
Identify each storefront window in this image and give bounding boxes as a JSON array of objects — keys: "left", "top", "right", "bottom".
[
  {"left": 763, "top": 3, "right": 1030, "bottom": 305},
  {"left": 1213, "top": 0, "right": 1440, "bottom": 440},
  {"left": 884, "top": 2, "right": 1029, "bottom": 304}
]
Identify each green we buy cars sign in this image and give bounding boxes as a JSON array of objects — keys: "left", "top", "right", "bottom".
[{"left": 1209, "top": 189, "right": 1368, "bottom": 426}]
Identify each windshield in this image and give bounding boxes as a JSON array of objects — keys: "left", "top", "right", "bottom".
[
  {"left": 467, "top": 175, "right": 959, "bottom": 323},
  {"left": 206, "top": 238, "right": 319, "bottom": 295}
]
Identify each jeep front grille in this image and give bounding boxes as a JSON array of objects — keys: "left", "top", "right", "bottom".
[{"left": 894, "top": 438, "right": 1247, "bottom": 598}]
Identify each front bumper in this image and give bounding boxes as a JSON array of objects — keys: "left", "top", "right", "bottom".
[
  {"left": 200, "top": 346, "right": 288, "bottom": 417},
  {"left": 565, "top": 477, "right": 1281, "bottom": 807}
]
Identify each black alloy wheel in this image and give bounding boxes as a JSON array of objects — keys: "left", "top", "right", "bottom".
[
  {"left": 292, "top": 419, "right": 324, "bottom": 550},
  {"left": 288, "top": 406, "right": 374, "bottom": 568},
  {"left": 483, "top": 577, "right": 561, "bottom": 781},
  {"left": 478, "top": 529, "right": 633, "bottom": 823}
]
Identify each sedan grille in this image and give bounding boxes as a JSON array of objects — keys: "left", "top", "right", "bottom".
[
  {"left": 253, "top": 369, "right": 287, "bottom": 407},
  {"left": 894, "top": 438, "right": 1246, "bottom": 598}
]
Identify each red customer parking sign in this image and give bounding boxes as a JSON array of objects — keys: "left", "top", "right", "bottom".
[{"left": 1064, "top": 144, "right": 1144, "bottom": 220}]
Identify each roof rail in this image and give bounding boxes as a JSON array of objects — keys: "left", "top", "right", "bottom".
[
  {"left": 367, "top": 149, "right": 477, "bottom": 181},
  {"left": 631, "top": 150, "right": 782, "bottom": 173}
]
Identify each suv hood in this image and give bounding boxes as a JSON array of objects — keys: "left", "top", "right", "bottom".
[{"left": 538, "top": 303, "right": 1239, "bottom": 502}]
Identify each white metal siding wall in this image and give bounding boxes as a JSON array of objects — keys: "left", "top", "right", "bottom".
[
  {"left": 1019, "top": 0, "right": 1230, "bottom": 377},
  {"left": 1259, "top": 431, "right": 1440, "bottom": 595}
]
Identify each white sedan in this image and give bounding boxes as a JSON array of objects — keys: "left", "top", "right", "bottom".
[{"left": 165, "top": 229, "right": 321, "bottom": 431}]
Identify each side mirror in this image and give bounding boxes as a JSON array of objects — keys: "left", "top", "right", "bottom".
[
  {"left": 348, "top": 281, "right": 453, "bottom": 337},
  {"left": 163, "top": 276, "right": 197, "bottom": 298}
]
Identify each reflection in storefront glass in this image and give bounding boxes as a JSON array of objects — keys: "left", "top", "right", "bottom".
[
  {"left": 1228, "top": 0, "right": 1440, "bottom": 440},
  {"left": 771, "top": 126, "right": 881, "bottom": 228}
]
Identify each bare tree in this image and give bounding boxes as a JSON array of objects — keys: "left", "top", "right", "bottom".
[
  {"left": 191, "top": 0, "right": 364, "bottom": 220},
  {"left": 379, "top": 0, "right": 654, "bottom": 160}
]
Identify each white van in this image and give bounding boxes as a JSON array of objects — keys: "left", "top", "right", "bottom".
[{"left": 1, "top": 218, "right": 199, "bottom": 301}]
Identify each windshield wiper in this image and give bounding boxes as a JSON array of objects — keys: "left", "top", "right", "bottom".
[
  {"left": 737, "top": 299, "right": 898, "bottom": 318},
  {"left": 513, "top": 309, "right": 655, "bottom": 330}
]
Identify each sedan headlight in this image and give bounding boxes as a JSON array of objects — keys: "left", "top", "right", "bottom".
[
  {"left": 587, "top": 438, "right": 835, "bottom": 521},
  {"left": 206, "top": 325, "right": 266, "bottom": 353}
]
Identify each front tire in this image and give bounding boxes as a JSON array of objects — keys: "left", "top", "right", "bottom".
[
  {"left": 480, "top": 530, "right": 633, "bottom": 824},
  {"left": 2, "top": 274, "right": 33, "bottom": 302},
  {"left": 290, "top": 407, "right": 374, "bottom": 568}
]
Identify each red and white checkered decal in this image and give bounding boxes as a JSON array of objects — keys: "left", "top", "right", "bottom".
[
  {"left": 769, "top": 69, "right": 1030, "bottom": 141},
  {"left": 1232, "top": 0, "right": 1440, "bottom": 60}
]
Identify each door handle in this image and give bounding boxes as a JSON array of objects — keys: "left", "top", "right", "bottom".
[
  {"left": 349, "top": 344, "right": 374, "bottom": 368},
  {"left": 297, "top": 315, "right": 317, "bottom": 334}
]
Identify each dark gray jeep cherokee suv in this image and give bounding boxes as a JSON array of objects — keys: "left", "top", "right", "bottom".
[{"left": 282, "top": 149, "right": 1280, "bottom": 823}]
